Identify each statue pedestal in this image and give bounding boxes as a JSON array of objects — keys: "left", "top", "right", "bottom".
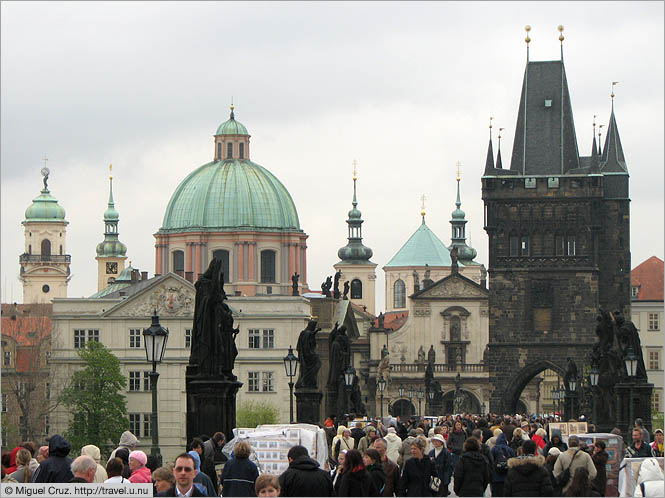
[
  {"left": 295, "top": 388, "right": 323, "bottom": 425},
  {"left": 186, "top": 367, "right": 242, "bottom": 442},
  {"left": 613, "top": 381, "right": 654, "bottom": 437}
]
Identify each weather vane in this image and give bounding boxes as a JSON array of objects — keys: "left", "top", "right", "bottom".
[
  {"left": 456, "top": 161, "right": 462, "bottom": 182},
  {"left": 352, "top": 159, "right": 357, "bottom": 181},
  {"left": 420, "top": 194, "right": 427, "bottom": 219}
]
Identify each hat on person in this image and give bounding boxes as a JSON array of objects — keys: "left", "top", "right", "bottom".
[
  {"left": 521, "top": 420, "right": 529, "bottom": 427},
  {"left": 493, "top": 429, "right": 503, "bottom": 437},
  {"left": 408, "top": 429, "right": 418, "bottom": 437},
  {"left": 128, "top": 450, "right": 147, "bottom": 466},
  {"left": 655, "top": 429, "right": 663, "bottom": 434},
  {"left": 548, "top": 447, "right": 561, "bottom": 457},
  {"left": 387, "top": 427, "right": 396, "bottom": 434},
  {"left": 431, "top": 435, "right": 446, "bottom": 444}
]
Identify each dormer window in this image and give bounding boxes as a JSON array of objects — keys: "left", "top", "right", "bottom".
[
  {"left": 239, "top": 143, "right": 245, "bottom": 159},
  {"left": 227, "top": 142, "right": 233, "bottom": 159}
]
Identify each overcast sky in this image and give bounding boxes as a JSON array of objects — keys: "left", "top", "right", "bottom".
[{"left": 2, "top": 2, "right": 663, "bottom": 313}]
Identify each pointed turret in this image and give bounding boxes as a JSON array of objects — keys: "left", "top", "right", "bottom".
[
  {"left": 96, "top": 166, "right": 128, "bottom": 291},
  {"left": 496, "top": 127, "right": 504, "bottom": 169},
  {"left": 449, "top": 164, "right": 477, "bottom": 263},
  {"left": 483, "top": 118, "right": 495, "bottom": 175},
  {"left": 337, "top": 164, "right": 373, "bottom": 263},
  {"left": 589, "top": 128, "right": 600, "bottom": 173},
  {"left": 601, "top": 100, "right": 627, "bottom": 173}
]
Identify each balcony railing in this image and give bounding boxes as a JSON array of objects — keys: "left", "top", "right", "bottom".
[
  {"left": 391, "top": 363, "right": 487, "bottom": 373},
  {"left": 19, "top": 254, "right": 71, "bottom": 263}
]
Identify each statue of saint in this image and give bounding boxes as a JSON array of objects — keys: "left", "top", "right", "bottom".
[
  {"left": 424, "top": 264, "right": 431, "bottom": 280},
  {"left": 350, "top": 375, "right": 366, "bottom": 416},
  {"left": 450, "top": 246, "right": 459, "bottom": 270},
  {"left": 343, "top": 281, "right": 350, "bottom": 300},
  {"left": 291, "top": 273, "right": 300, "bottom": 296},
  {"left": 377, "top": 312, "right": 385, "bottom": 329},
  {"left": 377, "top": 352, "right": 390, "bottom": 382},
  {"left": 333, "top": 270, "right": 342, "bottom": 299},
  {"left": 427, "top": 345, "right": 436, "bottom": 365},
  {"left": 417, "top": 345, "right": 426, "bottom": 363},
  {"left": 412, "top": 271, "right": 420, "bottom": 293},
  {"left": 327, "top": 322, "right": 350, "bottom": 387},
  {"left": 614, "top": 310, "right": 648, "bottom": 379},
  {"left": 321, "top": 276, "right": 333, "bottom": 297},
  {"left": 296, "top": 320, "right": 322, "bottom": 389},
  {"left": 191, "top": 259, "right": 238, "bottom": 379},
  {"left": 564, "top": 357, "right": 578, "bottom": 390},
  {"left": 381, "top": 344, "right": 389, "bottom": 358}
]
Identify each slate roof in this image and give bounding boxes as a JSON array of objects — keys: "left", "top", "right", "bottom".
[
  {"left": 631, "top": 256, "right": 664, "bottom": 301},
  {"left": 601, "top": 106, "right": 628, "bottom": 173},
  {"left": 509, "top": 60, "right": 580, "bottom": 175},
  {"left": 384, "top": 220, "right": 462, "bottom": 268}
]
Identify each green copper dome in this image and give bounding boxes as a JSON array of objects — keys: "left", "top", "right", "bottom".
[
  {"left": 24, "top": 188, "right": 66, "bottom": 223},
  {"left": 89, "top": 265, "right": 135, "bottom": 298},
  {"left": 216, "top": 109, "right": 248, "bottom": 136},
  {"left": 160, "top": 159, "right": 301, "bottom": 232},
  {"left": 385, "top": 219, "right": 463, "bottom": 268},
  {"left": 96, "top": 239, "right": 127, "bottom": 257},
  {"left": 104, "top": 205, "right": 119, "bottom": 220}
]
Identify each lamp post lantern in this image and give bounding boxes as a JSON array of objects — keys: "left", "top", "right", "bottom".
[
  {"left": 344, "top": 366, "right": 356, "bottom": 417},
  {"left": 283, "top": 346, "right": 298, "bottom": 424},
  {"left": 427, "top": 387, "right": 435, "bottom": 414},
  {"left": 417, "top": 386, "right": 424, "bottom": 416},
  {"left": 143, "top": 310, "right": 169, "bottom": 465},
  {"left": 590, "top": 366, "right": 599, "bottom": 427},
  {"left": 407, "top": 385, "right": 414, "bottom": 417},
  {"left": 377, "top": 376, "right": 387, "bottom": 419},
  {"left": 624, "top": 347, "right": 638, "bottom": 431},
  {"left": 398, "top": 384, "right": 405, "bottom": 398}
]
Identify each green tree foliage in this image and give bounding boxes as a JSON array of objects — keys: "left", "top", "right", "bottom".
[
  {"left": 60, "top": 341, "right": 127, "bottom": 454},
  {"left": 236, "top": 400, "right": 280, "bottom": 427}
]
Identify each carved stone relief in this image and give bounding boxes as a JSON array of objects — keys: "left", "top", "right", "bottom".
[{"left": 124, "top": 284, "right": 195, "bottom": 317}]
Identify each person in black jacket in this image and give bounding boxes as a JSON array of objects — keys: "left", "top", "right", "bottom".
[
  {"left": 338, "top": 449, "right": 379, "bottom": 497},
  {"left": 191, "top": 437, "right": 219, "bottom": 494},
  {"left": 363, "top": 449, "right": 385, "bottom": 496},
  {"left": 591, "top": 441, "right": 608, "bottom": 496},
  {"left": 279, "top": 445, "right": 334, "bottom": 497},
  {"left": 503, "top": 440, "right": 553, "bottom": 497},
  {"left": 429, "top": 435, "right": 454, "bottom": 497},
  {"left": 32, "top": 434, "right": 74, "bottom": 483},
  {"left": 398, "top": 437, "right": 434, "bottom": 497},
  {"left": 453, "top": 437, "right": 490, "bottom": 497},
  {"left": 544, "top": 430, "right": 568, "bottom": 455},
  {"left": 220, "top": 441, "right": 259, "bottom": 496}
]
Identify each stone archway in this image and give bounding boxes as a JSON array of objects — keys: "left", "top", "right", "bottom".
[
  {"left": 441, "top": 389, "right": 482, "bottom": 414},
  {"left": 389, "top": 399, "right": 415, "bottom": 418},
  {"left": 498, "top": 359, "right": 565, "bottom": 414}
]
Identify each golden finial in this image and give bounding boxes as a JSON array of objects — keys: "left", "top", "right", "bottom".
[
  {"left": 611, "top": 81, "right": 618, "bottom": 101},
  {"left": 352, "top": 159, "right": 357, "bottom": 181},
  {"left": 456, "top": 161, "right": 462, "bottom": 182},
  {"left": 525, "top": 25, "right": 531, "bottom": 44},
  {"left": 109, "top": 163, "right": 113, "bottom": 180},
  {"left": 420, "top": 194, "right": 427, "bottom": 218},
  {"left": 498, "top": 127, "right": 505, "bottom": 149},
  {"left": 489, "top": 116, "right": 494, "bottom": 129},
  {"left": 558, "top": 25, "right": 564, "bottom": 43}
]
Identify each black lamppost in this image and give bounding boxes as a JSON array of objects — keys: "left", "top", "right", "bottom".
[
  {"left": 417, "top": 386, "right": 424, "bottom": 417},
  {"left": 344, "top": 366, "right": 356, "bottom": 415},
  {"left": 566, "top": 376, "right": 578, "bottom": 420},
  {"left": 143, "top": 310, "right": 169, "bottom": 465},
  {"left": 624, "top": 347, "right": 638, "bottom": 430},
  {"left": 427, "top": 388, "right": 435, "bottom": 414},
  {"left": 283, "top": 346, "right": 298, "bottom": 424},
  {"left": 589, "top": 366, "right": 599, "bottom": 427},
  {"left": 407, "top": 385, "right": 414, "bottom": 416},
  {"left": 398, "top": 384, "right": 405, "bottom": 398},
  {"left": 377, "top": 376, "right": 387, "bottom": 419}
]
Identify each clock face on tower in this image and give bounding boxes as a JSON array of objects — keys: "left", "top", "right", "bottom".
[{"left": 106, "top": 262, "right": 118, "bottom": 274}]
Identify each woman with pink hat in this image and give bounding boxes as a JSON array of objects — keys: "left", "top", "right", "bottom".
[{"left": 128, "top": 450, "right": 152, "bottom": 483}]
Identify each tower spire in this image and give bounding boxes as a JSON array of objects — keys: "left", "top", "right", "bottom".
[
  {"left": 420, "top": 194, "right": 427, "bottom": 225},
  {"left": 496, "top": 127, "right": 504, "bottom": 169},
  {"left": 337, "top": 160, "right": 373, "bottom": 263},
  {"left": 483, "top": 117, "right": 495, "bottom": 174},
  {"left": 601, "top": 83, "right": 627, "bottom": 172},
  {"left": 590, "top": 118, "right": 600, "bottom": 173},
  {"left": 525, "top": 25, "right": 531, "bottom": 62},
  {"left": 449, "top": 161, "right": 477, "bottom": 262},
  {"left": 96, "top": 165, "right": 128, "bottom": 291},
  {"left": 558, "top": 25, "right": 564, "bottom": 60}
]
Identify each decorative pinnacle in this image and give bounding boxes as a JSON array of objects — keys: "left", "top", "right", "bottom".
[
  {"left": 42, "top": 154, "right": 48, "bottom": 168},
  {"left": 489, "top": 116, "right": 494, "bottom": 139},
  {"left": 498, "top": 127, "right": 505, "bottom": 148},
  {"left": 592, "top": 115, "right": 596, "bottom": 135},
  {"left": 420, "top": 194, "right": 427, "bottom": 220},
  {"left": 558, "top": 24, "right": 564, "bottom": 43},
  {"left": 611, "top": 81, "right": 618, "bottom": 101},
  {"left": 525, "top": 25, "right": 531, "bottom": 43},
  {"left": 230, "top": 97, "right": 235, "bottom": 119},
  {"left": 109, "top": 163, "right": 113, "bottom": 180},
  {"left": 456, "top": 160, "right": 462, "bottom": 182},
  {"left": 352, "top": 159, "right": 357, "bottom": 181}
]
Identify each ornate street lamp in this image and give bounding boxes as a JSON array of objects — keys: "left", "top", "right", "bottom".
[
  {"left": 283, "top": 346, "right": 298, "bottom": 424},
  {"left": 417, "top": 386, "right": 424, "bottom": 416},
  {"left": 377, "top": 376, "right": 387, "bottom": 419},
  {"left": 407, "top": 385, "right": 414, "bottom": 417},
  {"left": 143, "top": 310, "right": 169, "bottom": 465},
  {"left": 344, "top": 366, "right": 356, "bottom": 417},
  {"left": 398, "top": 384, "right": 405, "bottom": 398},
  {"left": 624, "top": 347, "right": 637, "bottom": 431},
  {"left": 590, "top": 366, "right": 599, "bottom": 427},
  {"left": 427, "top": 387, "right": 435, "bottom": 414}
]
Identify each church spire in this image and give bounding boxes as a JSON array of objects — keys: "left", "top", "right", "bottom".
[
  {"left": 496, "top": 127, "right": 504, "bottom": 169},
  {"left": 483, "top": 117, "right": 495, "bottom": 174},
  {"left": 590, "top": 116, "right": 600, "bottom": 173},
  {"left": 337, "top": 161, "right": 373, "bottom": 263},
  {"left": 97, "top": 165, "right": 127, "bottom": 258},
  {"left": 449, "top": 162, "right": 477, "bottom": 262},
  {"left": 601, "top": 82, "right": 627, "bottom": 172}
]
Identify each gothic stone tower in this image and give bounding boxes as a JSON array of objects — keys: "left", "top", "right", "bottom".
[{"left": 482, "top": 44, "right": 630, "bottom": 413}]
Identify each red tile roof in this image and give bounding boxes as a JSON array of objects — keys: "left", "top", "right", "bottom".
[
  {"left": 632, "top": 256, "right": 664, "bottom": 301},
  {"left": 1, "top": 303, "right": 52, "bottom": 346},
  {"left": 375, "top": 311, "right": 409, "bottom": 332}
]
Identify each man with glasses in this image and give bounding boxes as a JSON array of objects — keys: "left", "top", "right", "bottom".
[{"left": 156, "top": 453, "right": 206, "bottom": 497}]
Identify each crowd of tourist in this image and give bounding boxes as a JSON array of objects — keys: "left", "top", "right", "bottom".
[{"left": 1, "top": 414, "right": 663, "bottom": 496}]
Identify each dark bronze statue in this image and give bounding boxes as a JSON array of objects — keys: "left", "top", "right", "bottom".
[
  {"left": 321, "top": 276, "right": 332, "bottom": 297},
  {"left": 190, "top": 258, "right": 239, "bottom": 379},
  {"left": 343, "top": 280, "right": 350, "bottom": 300},
  {"left": 327, "top": 322, "right": 350, "bottom": 387},
  {"left": 614, "top": 310, "right": 647, "bottom": 380},
  {"left": 450, "top": 246, "right": 459, "bottom": 270},
  {"left": 427, "top": 345, "right": 436, "bottom": 366},
  {"left": 295, "top": 320, "right": 321, "bottom": 389},
  {"left": 377, "top": 312, "right": 385, "bottom": 329},
  {"left": 333, "top": 270, "right": 342, "bottom": 299},
  {"left": 564, "top": 357, "right": 578, "bottom": 390},
  {"left": 350, "top": 375, "right": 366, "bottom": 416},
  {"left": 291, "top": 272, "right": 300, "bottom": 296},
  {"left": 381, "top": 344, "right": 389, "bottom": 358}
]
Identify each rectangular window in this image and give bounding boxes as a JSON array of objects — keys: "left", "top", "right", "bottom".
[
  {"left": 3, "top": 351, "right": 10, "bottom": 367},
  {"left": 129, "top": 371, "right": 141, "bottom": 392},
  {"left": 521, "top": 236, "right": 529, "bottom": 256},
  {"left": 129, "top": 329, "right": 142, "bottom": 349},
  {"left": 74, "top": 329, "right": 86, "bottom": 349},
  {"left": 649, "top": 350, "right": 661, "bottom": 370},
  {"left": 1, "top": 393, "right": 7, "bottom": 412},
  {"left": 88, "top": 329, "right": 100, "bottom": 343},
  {"left": 129, "top": 413, "right": 141, "bottom": 436},
  {"left": 509, "top": 236, "right": 519, "bottom": 257},
  {"left": 44, "top": 415, "right": 50, "bottom": 436},
  {"left": 631, "top": 286, "right": 639, "bottom": 298},
  {"left": 555, "top": 236, "right": 565, "bottom": 256},
  {"left": 249, "top": 329, "right": 261, "bottom": 349},
  {"left": 248, "top": 372, "right": 260, "bottom": 392},
  {"left": 185, "top": 329, "right": 192, "bottom": 349},
  {"left": 262, "top": 371, "right": 274, "bottom": 392},
  {"left": 46, "top": 382, "right": 51, "bottom": 400},
  {"left": 227, "top": 142, "right": 233, "bottom": 159},
  {"left": 567, "top": 236, "right": 576, "bottom": 256},
  {"left": 262, "top": 329, "right": 274, "bottom": 349},
  {"left": 652, "top": 390, "right": 662, "bottom": 414},
  {"left": 239, "top": 142, "right": 245, "bottom": 159},
  {"left": 649, "top": 313, "right": 660, "bottom": 331},
  {"left": 143, "top": 371, "right": 150, "bottom": 391},
  {"left": 143, "top": 413, "right": 151, "bottom": 438}
]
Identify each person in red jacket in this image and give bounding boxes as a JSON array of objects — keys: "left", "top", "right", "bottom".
[
  {"left": 531, "top": 428, "right": 548, "bottom": 455},
  {"left": 128, "top": 450, "right": 152, "bottom": 483}
]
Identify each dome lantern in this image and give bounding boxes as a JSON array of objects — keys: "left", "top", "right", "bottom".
[
  {"left": 338, "top": 161, "right": 373, "bottom": 263},
  {"left": 214, "top": 105, "right": 251, "bottom": 161}
]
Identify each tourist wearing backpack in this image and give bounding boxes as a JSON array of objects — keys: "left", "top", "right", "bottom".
[{"left": 490, "top": 433, "right": 516, "bottom": 497}]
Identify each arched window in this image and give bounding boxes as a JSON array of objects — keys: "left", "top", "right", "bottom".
[
  {"left": 394, "top": 279, "right": 406, "bottom": 308},
  {"left": 41, "top": 239, "right": 51, "bottom": 258},
  {"left": 227, "top": 142, "right": 233, "bottom": 159},
  {"left": 450, "top": 316, "right": 461, "bottom": 341},
  {"left": 217, "top": 142, "right": 222, "bottom": 160},
  {"left": 351, "top": 279, "right": 362, "bottom": 299},
  {"left": 172, "top": 250, "right": 184, "bottom": 273},
  {"left": 260, "top": 250, "right": 276, "bottom": 283},
  {"left": 212, "top": 249, "right": 230, "bottom": 283},
  {"left": 555, "top": 233, "right": 565, "bottom": 256},
  {"left": 567, "top": 234, "right": 576, "bottom": 256},
  {"left": 239, "top": 142, "right": 245, "bottom": 159}
]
